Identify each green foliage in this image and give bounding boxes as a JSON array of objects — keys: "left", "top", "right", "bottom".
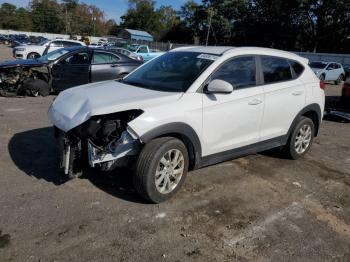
[
  {"left": 0, "top": 0, "right": 116, "bottom": 37},
  {"left": 120, "top": 0, "right": 180, "bottom": 40},
  {"left": 0, "top": 3, "right": 32, "bottom": 31}
]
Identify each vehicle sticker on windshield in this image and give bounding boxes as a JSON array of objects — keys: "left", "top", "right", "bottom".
[{"left": 197, "top": 54, "right": 219, "bottom": 61}]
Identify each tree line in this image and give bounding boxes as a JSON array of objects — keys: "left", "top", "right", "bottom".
[{"left": 1, "top": 0, "right": 350, "bottom": 53}]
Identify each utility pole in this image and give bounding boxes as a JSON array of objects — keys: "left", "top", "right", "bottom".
[
  {"left": 92, "top": 13, "right": 96, "bottom": 37},
  {"left": 205, "top": 7, "right": 213, "bottom": 46},
  {"left": 65, "top": 5, "right": 68, "bottom": 36}
]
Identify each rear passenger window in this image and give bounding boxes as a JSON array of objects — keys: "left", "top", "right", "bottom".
[
  {"left": 288, "top": 60, "right": 304, "bottom": 78},
  {"left": 92, "top": 52, "right": 120, "bottom": 64},
  {"left": 211, "top": 56, "right": 256, "bottom": 88},
  {"left": 261, "top": 56, "right": 292, "bottom": 84}
]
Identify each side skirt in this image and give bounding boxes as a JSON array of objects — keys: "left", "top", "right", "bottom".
[{"left": 198, "top": 136, "right": 286, "bottom": 168}]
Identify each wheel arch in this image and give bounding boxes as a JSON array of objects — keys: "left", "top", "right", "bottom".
[
  {"left": 139, "top": 122, "right": 202, "bottom": 170},
  {"left": 286, "top": 103, "right": 322, "bottom": 143}
]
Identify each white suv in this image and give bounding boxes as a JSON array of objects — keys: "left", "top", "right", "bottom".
[
  {"left": 48, "top": 46, "right": 325, "bottom": 203},
  {"left": 13, "top": 39, "right": 85, "bottom": 59},
  {"left": 309, "top": 61, "right": 345, "bottom": 84}
]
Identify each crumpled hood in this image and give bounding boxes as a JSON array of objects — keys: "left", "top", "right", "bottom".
[
  {"left": 0, "top": 59, "right": 47, "bottom": 68},
  {"left": 48, "top": 80, "right": 182, "bottom": 132}
]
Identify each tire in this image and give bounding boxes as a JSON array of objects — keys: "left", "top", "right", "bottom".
[
  {"left": 283, "top": 116, "right": 315, "bottom": 160},
  {"left": 27, "top": 52, "right": 41, "bottom": 60},
  {"left": 133, "top": 137, "right": 189, "bottom": 203},
  {"left": 319, "top": 74, "right": 325, "bottom": 81},
  {"left": 116, "top": 73, "right": 128, "bottom": 80},
  {"left": 335, "top": 74, "right": 344, "bottom": 85},
  {"left": 22, "top": 79, "right": 50, "bottom": 97}
]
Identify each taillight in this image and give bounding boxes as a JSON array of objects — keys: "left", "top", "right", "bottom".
[{"left": 320, "top": 81, "right": 326, "bottom": 90}]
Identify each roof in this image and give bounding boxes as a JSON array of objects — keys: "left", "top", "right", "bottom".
[
  {"left": 171, "top": 46, "right": 235, "bottom": 55},
  {"left": 171, "top": 46, "right": 308, "bottom": 64},
  {"left": 125, "top": 29, "right": 153, "bottom": 40}
]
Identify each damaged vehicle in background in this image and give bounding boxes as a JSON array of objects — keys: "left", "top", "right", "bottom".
[
  {"left": 48, "top": 46, "right": 324, "bottom": 203},
  {"left": 0, "top": 46, "right": 143, "bottom": 97}
]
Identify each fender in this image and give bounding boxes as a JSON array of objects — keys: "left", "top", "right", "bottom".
[
  {"left": 140, "top": 122, "right": 202, "bottom": 169},
  {"left": 284, "top": 103, "right": 322, "bottom": 144}
]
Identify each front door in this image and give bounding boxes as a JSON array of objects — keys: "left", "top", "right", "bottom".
[
  {"left": 202, "top": 56, "right": 264, "bottom": 156},
  {"left": 51, "top": 51, "right": 91, "bottom": 91}
]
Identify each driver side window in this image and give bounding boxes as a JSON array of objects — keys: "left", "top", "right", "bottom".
[
  {"left": 60, "top": 52, "right": 90, "bottom": 65},
  {"left": 211, "top": 56, "right": 257, "bottom": 89},
  {"left": 138, "top": 46, "right": 148, "bottom": 53}
]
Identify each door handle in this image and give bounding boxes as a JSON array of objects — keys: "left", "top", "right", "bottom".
[
  {"left": 110, "top": 64, "right": 119, "bottom": 68},
  {"left": 292, "top": 90, "right": 303, "bottom": 96},
  {"left": 248, "top": 98, "right": 263, "bottom": 105}
]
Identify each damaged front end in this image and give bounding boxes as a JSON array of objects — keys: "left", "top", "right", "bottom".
[
  {"left": 56, "top": 110, "right": 143, "bottom": 177},
  {"left": 0, "top": 65, "right": 49, "bottom": 96}
]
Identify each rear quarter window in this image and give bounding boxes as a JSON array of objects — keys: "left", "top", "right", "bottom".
[
  {"left": 261, "top": 56, "right": 292, "bottom": 84},
  {"left": 288, "top": 60, "right": 305, "bottom": 78}
]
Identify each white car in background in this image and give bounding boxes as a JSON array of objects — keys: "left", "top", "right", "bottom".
[
  {"left": 13, "top": 39, "right": 85, "bottom": 60},
  {"left": 48, "top": 46, "right": 325, "bottom": 203},
  {"left": 309, "top": 61, "right": 345, "bottom": 84}
]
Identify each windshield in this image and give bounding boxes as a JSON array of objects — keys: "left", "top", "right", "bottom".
[
  {"left": 122, "top": 51, "right": 217, "bottom": 92},
  {"left": 310, "top": 62, "right": 327, "bottom": 69},
  {"left": 38, "top": 48, "right": 70, "bottom": 61},
  {"left": 37, "top": 39, "right": 49, "bottom": 46},
  {"left": 128, "top": 45, "right": 139, "bottom": 52}
]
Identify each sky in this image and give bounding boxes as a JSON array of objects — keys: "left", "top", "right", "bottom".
[{"left": 0, "top": 0, "right": 198, "bottom": 22}]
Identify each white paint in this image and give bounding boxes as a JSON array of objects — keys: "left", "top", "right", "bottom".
[{"left": 155, "top": 212, "right": 166, "bottom": 219}]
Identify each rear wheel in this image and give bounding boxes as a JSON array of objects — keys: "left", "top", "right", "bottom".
[
  {"left": 283, "top": 116, "right": 315, "bottom": 159},
  {"left": 133, "top": 137, "right": 189, "bottom": 203},
  {"left": 116, "top": 73, "right": 128, "bottom": 80}
]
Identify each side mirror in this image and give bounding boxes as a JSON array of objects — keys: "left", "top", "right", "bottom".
[{"left": 205, "top": 79, "right": 234, "bottom": 94}]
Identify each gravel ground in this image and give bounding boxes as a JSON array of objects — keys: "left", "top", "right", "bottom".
[{"left": 0, "top": 44, "right": 350, "bottom": 261}]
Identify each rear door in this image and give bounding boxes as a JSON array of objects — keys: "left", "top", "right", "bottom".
[
  {"left": 51, "top": 50, "right": 91, "bottom": 91},
  {"left": 90, "top": 51, "right": 122, "bottom": 82},
  {"left": 259, "top": 56, "right": 306, "bottom": 141}
]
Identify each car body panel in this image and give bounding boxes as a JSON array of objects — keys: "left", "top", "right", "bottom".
[{"left": 48, "top": 81, "right": 182, "bottom": 132}]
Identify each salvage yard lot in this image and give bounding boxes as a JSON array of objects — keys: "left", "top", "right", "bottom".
[{"left": 0, "top": 44, "right": 350, "bottom": 261}]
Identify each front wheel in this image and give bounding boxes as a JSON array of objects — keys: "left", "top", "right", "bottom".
[
  {"left": 133, "top": 137, "right": 189, "bottom": 203},
  {"left": 283, "top": 116, "right": 315, "bottom": 159}
]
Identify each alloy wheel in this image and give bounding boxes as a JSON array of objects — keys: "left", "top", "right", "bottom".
[
  {"left": 294, "top": 124, "right": 312, "bottom": 154},
  {"left": 155, "top": 149, "right": 185, "bottom": 194}
]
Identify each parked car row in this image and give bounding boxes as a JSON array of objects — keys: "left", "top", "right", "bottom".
[{"left": 0, "top": 34, "right": 49, "bottom": 48}]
